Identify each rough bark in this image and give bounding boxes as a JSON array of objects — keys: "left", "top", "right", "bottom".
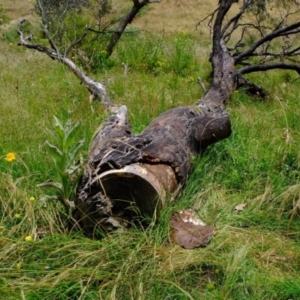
[
  {"left": 75, "top": 105, "right": 232, "bottom": 235},
  {"left": 237, "top": 77, "right": 268, "bottom": 98}
]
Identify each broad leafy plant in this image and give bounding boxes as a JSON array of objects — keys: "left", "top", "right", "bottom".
[{"left": 39, "top": 117, "right": 84, "bottom": 216}]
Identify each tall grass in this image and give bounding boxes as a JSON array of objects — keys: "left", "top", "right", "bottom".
[{"left": 1, "top": 24, "right": 300, "bottom": 300}]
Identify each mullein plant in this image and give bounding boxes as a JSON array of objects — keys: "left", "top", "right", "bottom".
[{"left": 39, "top": 116, "right": 85, "bottom": 218}]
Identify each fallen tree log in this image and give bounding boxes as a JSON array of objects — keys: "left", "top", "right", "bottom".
[
  {"left": 75, "top": 105, "right": 232, "bottom": 235},
  {"left": 74, "top": 0, "right": 300, "bottom": 236},
  {"left": 76, "top": 10, "right": 236, "bottom": 235},
  {"left": 15, "top": 0, "right": 300, "bottom": 237}
]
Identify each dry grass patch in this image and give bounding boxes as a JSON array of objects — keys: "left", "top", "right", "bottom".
[
  {"left": 132, "top": 0, "right": 218, "bottom": 33},
  {"left": 2, "top": 0, "right": 33, "bottom": 19}
]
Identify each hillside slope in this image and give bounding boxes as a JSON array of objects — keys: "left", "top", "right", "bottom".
[{"left": 2, "top": 0, "right": 218, "bottom": 33}]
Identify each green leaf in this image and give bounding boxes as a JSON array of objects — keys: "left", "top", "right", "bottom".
[
  {"left": 53, "top": 116, "right": 64, "bottom": 131},
  {"left": 45, "top": 141, "right": 63, "bottom": 162},
  {"left": 38, "top": 180, "right": 63, "bottom": 193},
  {"left": 64, "top": 121, "right": 82, "bottom": 150},
  {"left": 53, "top": 116, "right": 66, "bottom": 145},
  {"left": 41, "top": 117, "right": 85, "bottom": 217},
  {"left": 67, "top": 139, "right": 85, "bottom": 164},
  {"left": 66, "top": 163, "right": 82, "bottom": 176}
]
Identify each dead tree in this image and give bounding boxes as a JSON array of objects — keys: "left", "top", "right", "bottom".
[
  {"left": 18, "top": 0, "right": 300, "bottom": 235},
  {"left": 75, "top": 0, "right": 300, "bottom": 235},
  {"left": 18, "top": 0, "right": 161, "bottom": 106}
]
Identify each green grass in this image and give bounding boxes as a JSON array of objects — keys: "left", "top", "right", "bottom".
[{"left": 1, "top": 17, "right": 300, "bottom": 300}]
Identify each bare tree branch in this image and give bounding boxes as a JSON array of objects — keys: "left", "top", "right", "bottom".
[
  {"left": 195, "top": 6, "right": 219, "bottom": 35},
  {"left": 18, "top": 19, "right": 113, "bottom": 108},
  {"left": 18, "top": 0, "right": 162, "bottom": 107},
  {"left": 222, "top": 0, "right": 253, "bottom": 42},
  {"left": 196, "top": 0, "right": 300, "bottom": 111},
  {"left": 236, "top": 76, "right": 268, "bottom": 98},
  {"left": 201, "top": 0, "right": 300, "bottom": 87},
  {"left": 227, "top": 23, "right": 267, "bottom": 53},
  {"left": 237, "top": 62, "right": 300, "bottom": 75},
  {"left": 106, "top": 0, "right": 161, "bottom": 56},
  {"left": 36, "top": 0, "right": 60, "bottom": 54},
  {"left": 64, "top": 26, "right": 90, "bottom": 56},
  {"left": 234, "top": 21, "right": 300, "bottom": 64},
  {"left": 197, "top": 0, "right": 237, "bottom": 113}
]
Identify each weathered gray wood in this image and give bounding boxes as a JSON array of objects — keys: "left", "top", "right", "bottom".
[{"left": 75, "top": 104, "right": 232, "bottom": 235}]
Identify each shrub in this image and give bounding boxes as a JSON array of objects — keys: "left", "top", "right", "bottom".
[{"left": 0, "top": 4, "right": 10, "bottom": 26}]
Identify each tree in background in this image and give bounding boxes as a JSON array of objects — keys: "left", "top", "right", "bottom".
[{"left": 18, "top": 0, "right": 161, "bottom": 105}]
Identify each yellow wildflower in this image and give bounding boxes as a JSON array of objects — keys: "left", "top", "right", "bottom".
[
  {"left": 25, "top": 236, "right": 33, "bottom": 242},
  {"left": 156, "top": 60, "right": 165, "bottom": 68},
  {"left": 187, "top": 76, "right": 194, "bottom": 83},
  {"left": 214, "top": 269, "right": 220, "bottom": 275},
  {"left": 206, "top": 282, "right": 215, "bottom": 290},
  {"left": 14, "top": 213, "right": 21, "bottom": 219},
  {"left": 29, "top": 196, "right": 35, "bottom": 202},
  {"left": 5, "top": 152, "right": 16, "bottom": 162},
  {"left": 16, "top": 262, "right": 23, "bottom": 270}
]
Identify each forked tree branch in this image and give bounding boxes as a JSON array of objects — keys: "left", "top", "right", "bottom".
[
  {"left": 198, "top": 0, "right": 300, "bottom": 99},
  {"left": 237, "top": 62, "right": 300, "bottom": 75},
  {"left": 222, "top": 0, "right": 253, "bottom": 41},
  {"left": 106, "top": 0, "right": 161, "bottom": 56},
  {"left": 235, "top": 21, "right": 300, "bottom": 64},
  {"left": 64, "top": 26, "right": 90, "bottom": 56},
  {"left": 18, "top": 19, "right": 113, "bottom": 107}
]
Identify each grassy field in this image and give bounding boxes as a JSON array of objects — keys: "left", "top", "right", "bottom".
[{"left": 1, "top": 1, "right": 300, "bottom": 299}]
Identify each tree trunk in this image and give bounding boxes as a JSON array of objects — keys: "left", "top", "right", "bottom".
[{"left": 76, "top": 96, "right": 232, "bottom": 236}]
